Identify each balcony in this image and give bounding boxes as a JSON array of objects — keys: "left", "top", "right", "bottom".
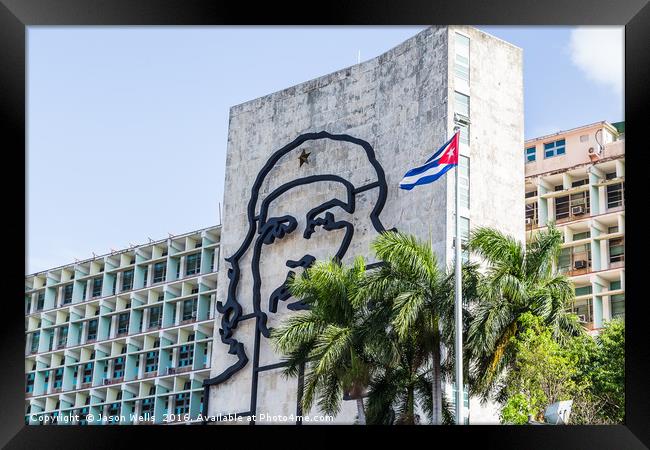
[{"left": 102, "top": 377, "right": 123, "bottom": 386}]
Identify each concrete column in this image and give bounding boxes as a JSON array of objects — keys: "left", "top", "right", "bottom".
[
  {"left": 589, "top": 171, "right": 601, "bottom": 215},
  {"left": 537, "top": 182, "right": 549, "bottom": 226},
  {"left": 592, "top": 279, "right": 604, "bottom": 329}
]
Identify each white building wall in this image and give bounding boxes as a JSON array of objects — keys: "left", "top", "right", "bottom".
[{"left": 209, "top": 26, "right": 523, "bottom": 425}]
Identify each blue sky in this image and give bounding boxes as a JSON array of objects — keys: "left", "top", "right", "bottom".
[{"left": 27, "top": 26, "right": 623, "bottom": 273}]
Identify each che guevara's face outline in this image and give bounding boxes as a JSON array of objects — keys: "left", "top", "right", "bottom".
[
  {"left": 251, "top": 176, "right": 357, "bottom": 338},
  {"left": 203, "top": 131, "right": 388, "bottom": 397}
]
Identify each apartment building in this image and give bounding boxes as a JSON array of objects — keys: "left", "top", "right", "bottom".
[
  {"left": 24, "top": 226, "right": 221, "bottom": 425},
  {"left": 524, "top": 121, "right": 625, "bottom": 333}
]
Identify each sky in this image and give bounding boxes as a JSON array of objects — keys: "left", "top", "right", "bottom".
[{"left": 27, "top": 26, "right": 624, "bottom": 274}]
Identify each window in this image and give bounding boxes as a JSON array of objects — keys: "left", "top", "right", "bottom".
[
  {"left": 30, "top": 331, "right": 40, "bottom": 353},
  {"left": 117, "top": 312, "right": 130, "bottom": 335},
  {"left": 610, "top": 281, "right": 624, "bottom": 319},
  {"left": 525, "top": 190, "right": 537, "bottom": 199},
  {"left": 148, "top": 306, "right": 162, "bottom": 330},
  {"left": 459, "top": 156, "right": 470, "bottom": 209},
  {"left": 108, "top": 403, "right": 120, "bottom": 422},
  {"left": 145, "top": 351, "right": 159, "bottom": 373},
  {"left": 607, "top": 182, "right": 624, "bottom": 209},
  {"left": 82, "top": 362, "right": 93, "bottom": 383},
  {"left": 113, "top": 357, "right": 124, "bottom": 378},
  {"left": 182, "top": 298, "right": 198, "bottom": 322},
  {"left": 185, "top": 253, "right": 202, "bottom": 276},
  {"left": 525, "top": 146, "right": 536, "bottom": 163},
  {"left": 121, "top": 270, "right": 134, "bottom": 292},
  {"left": 454, "top": 33, "right": 470, "bottom": 81},
  {"left": 57, "top": 325, "right": 68, "bottom": 348},
  {"left": 142, "top": 267, "right": 148, "bottom": 288},
  {"left": 87, "top": 319, "right": 98, "bottom": 341},
  {"left": 92, "top": 277, "right": 103, "bottom": 298},
  {"left": 141, "top": 397, "right": 155, "bottom": 416},
  {"left": 78, "top": 407, "right": 89, "bottom": 425},
  {"left": 555, "top": 191, "right": 589, "bottom": 221},
  {"left": 63, "top": 284, "right": 73, "bottom": 305},
  {"left": 153, "top": 262, "right": 166, "bottom": 283},
  {"left": 573, "top": 231, "right": 590, "bottom": 241},
  {"left": 454, "top": 92, "right": 469, "bottom": 118},
  {"left": 559, "top": 244, "right": 591, "bottom": 274},
  {"left": 178, "top": 344, "right": 194, "bottom": 367},
  {"left": 36, "top": 292, "right": 45, "bottom": 311},
  {"left": 544, "top": 139, "right": 566, "bottom": 158},
  {"left": 605, "top": 171, "right": 617, "bottom": 180},
  {"left": 571, "top": 298, "right": 593, "bottom": 324},
  {"left": 26, "top": 373, "right": 35, "bottom": 393},
  {"left": 525, "top": 202, "right": 538, "bottom": 226},
  {"left": 555, "top": 195, "right": 570, "bottom": 221},
  {"left": 53, "top": 368, "right": 63, "bottom": 389},
  {"left": 571, "top": 178, "right": 588, "bottom": 187},
  {"left": 609, "top": 238, "right": 624, "bottom": 264},
  {"left": 174, "top": 392, "right": 190, "bottom": 415},
  {"left": 608, "top": 225, "right": 619, "bottom": 234},
  {"left": 574, "top": 285, "right": 592, "bottom": 297},
  {"left": 454, "top": 92, "right": 470, "bottom": 146}
]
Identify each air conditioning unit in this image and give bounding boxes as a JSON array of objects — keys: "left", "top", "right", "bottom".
[
  {"left": 577, "top": 314, "right": 587, "bottom": 323},
  {"left": 103, "top": 379, "right": 111, "bottom": 386},
  {"left": 574, "top": 260, "right": 587, "bottom": 270},
  {"left": 571, "top": 206, "right": 585, "bottom": 216},
  {"left": 166, "top": 367, "right": 175, "bottom": 375}
]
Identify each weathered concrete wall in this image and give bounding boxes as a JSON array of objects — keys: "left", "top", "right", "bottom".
[
  {"left": 446, "top": 26, "right": 524, "bottom": 423},
  {"left": 208, "top": 25, "right": 523, "bottom": 425}
]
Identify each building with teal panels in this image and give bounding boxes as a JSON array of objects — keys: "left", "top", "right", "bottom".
[
  {"left": 524, "top": 121, "right": 625, "bottom": 334},
  {"left": 24, "top": 225, "right": 221, "bottom": 425}
]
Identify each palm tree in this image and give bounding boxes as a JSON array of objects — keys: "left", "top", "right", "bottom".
[
  {"left": 271, "top": 256, "right": 384, "bottom": 424},
  {"left": 364, "top": 333, "right": 455, "bottom": 425},
  {"left": 361, "top": 231, "right": 476, "bottom": 424},
  {"left": 466, "top": 224, "right": 584, "bottom": 403}
]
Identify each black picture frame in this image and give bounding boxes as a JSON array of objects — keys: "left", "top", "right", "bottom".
[{"left": 2, "top": 0, "right": 649, "bottom": 447}]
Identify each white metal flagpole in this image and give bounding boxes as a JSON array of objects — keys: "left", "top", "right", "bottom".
[{"left": 454, "top": 129, "right": 464, "bottom": 425}]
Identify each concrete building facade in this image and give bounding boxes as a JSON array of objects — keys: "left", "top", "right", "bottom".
[
  {"left": 524, "top": 121, "right": 625, "bottom": 333},
  {"left": 24, "top": 25, "right": 530, "bottom": 425},
  {"left": 24, "top": 226, "right": 221, "bottom": 425},
  {"left": 206, "top": 25, "right": 524, "bottom": 424}
]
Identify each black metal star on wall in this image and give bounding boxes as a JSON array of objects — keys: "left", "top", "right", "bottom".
[{"left": 299, "top": 149, "right": 311, "bottom": 167}]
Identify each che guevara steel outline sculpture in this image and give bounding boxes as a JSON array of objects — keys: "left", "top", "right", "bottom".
[{"left": 202, "top": 131, "right": 389, "bottom": 422}]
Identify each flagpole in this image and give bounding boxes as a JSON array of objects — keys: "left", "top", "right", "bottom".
[{"left": 453, "top": 129, "right": 464, "bottom": 425}]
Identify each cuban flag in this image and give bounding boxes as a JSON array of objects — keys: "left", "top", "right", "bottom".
[{"left": 399, "top": 131, "right": 460, "bottom": 190}]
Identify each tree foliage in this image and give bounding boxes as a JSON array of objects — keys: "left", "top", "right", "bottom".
[{"left": 500, "top": 314, "right": 625, "bottom": 424}]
